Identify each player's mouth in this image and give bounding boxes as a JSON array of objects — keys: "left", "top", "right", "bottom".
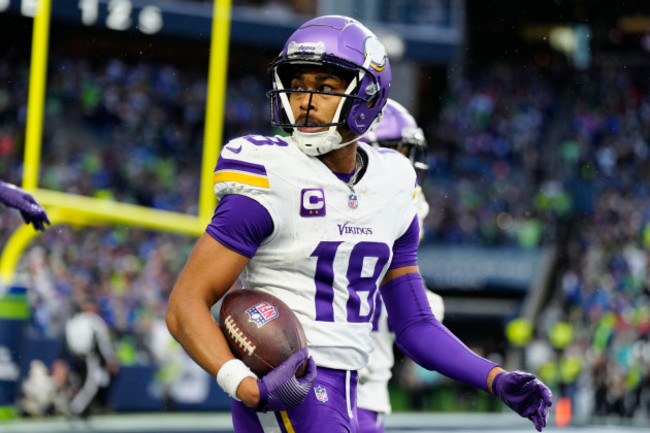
[{"left": 296, "top": 118, "right": 326, "bottom": 133}]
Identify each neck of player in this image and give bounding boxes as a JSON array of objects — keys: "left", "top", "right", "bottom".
[{"left": 318, "top": 142, "right": 358, "bottom": 174}]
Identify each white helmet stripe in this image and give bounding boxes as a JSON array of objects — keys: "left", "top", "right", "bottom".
[
  {"left": 274, "top": 68, "right": 296, "bottom": 124},
  {"left": 324, "top": 74, "right": 359, "bottom": 137}
]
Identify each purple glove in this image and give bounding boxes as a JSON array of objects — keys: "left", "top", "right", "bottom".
[
  {"left": 256, "top": 348, "right": 317, "bottom": 413},
  {"left": 0, "top": 181, "right": 50, "bottom": 231},
  {"left": 493, "top": 371, "right": 553, "bottom": 431}
]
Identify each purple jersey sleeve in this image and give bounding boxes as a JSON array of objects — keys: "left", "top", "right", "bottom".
[
  {"left": 389, "top": 215, "right": 419, "bottom": 269},
  {"left": 205, "top": 194, "right": 273, "bottom": 258},
  {"left": 380, "top": 273, "right": 497, "bottom": 392}
]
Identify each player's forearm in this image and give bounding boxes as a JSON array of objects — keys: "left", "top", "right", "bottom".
[
  {"left": 167, "top": 306, "right": 261, "bottom": 407},
  {"left": 166, "top": 233, "right": 251, "bottom": 376},
  {"left": 381, "top": 273, "right": 497, "bottom": 392},
  {"left": 166, "top": 296, "right": 233, "bottom": 378}
]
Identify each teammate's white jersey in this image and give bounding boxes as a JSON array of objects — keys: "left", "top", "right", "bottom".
[
  {"left": 213, "top": 135, "right": 418, "bottom": 371},
  {"left": 414, "top": 185, "right": 429, "bottom": 239},
  {"left": 357, "top": 287, "right": 445, "bottom": 413},
  {"left": 357, "top": 187, "right": 444, "bottom": 414}
]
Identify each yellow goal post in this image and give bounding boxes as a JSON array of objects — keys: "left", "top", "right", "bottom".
[{"left": 0, "top": 0, "right": 232, "bottom": 284}]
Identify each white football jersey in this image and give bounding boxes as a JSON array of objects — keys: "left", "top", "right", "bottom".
[{"left": 213, "top": 135, "right": 418, "bottom": 371}]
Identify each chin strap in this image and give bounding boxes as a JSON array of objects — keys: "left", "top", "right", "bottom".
[{"left": 291, "top": 115, "right": 381, "bottom": 156}]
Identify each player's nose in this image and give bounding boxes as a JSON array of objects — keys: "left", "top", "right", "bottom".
[{"left": 298, "top": 93, "right": 316, "bottom": 112}]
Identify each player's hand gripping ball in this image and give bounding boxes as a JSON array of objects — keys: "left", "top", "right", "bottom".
[{"left": 220, "top": 289, "right": 308, "bottom": 378}]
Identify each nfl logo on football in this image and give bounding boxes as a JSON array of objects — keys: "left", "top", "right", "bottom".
[
  {"left": 246, "top": 301, "right": 278, "bottom": 328},
  {"left": 348, "top": 193, "right": 358, "bottom": 209}
]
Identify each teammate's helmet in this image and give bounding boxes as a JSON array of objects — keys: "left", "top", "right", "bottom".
[
  {"left": 268, "top": 15, "right": 392, "bottom": 156},
  {"left": 362, "top": 99, "right": 429, "bottom": 177}
]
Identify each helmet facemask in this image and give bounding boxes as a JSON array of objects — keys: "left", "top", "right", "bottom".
[
  {"left": 266, "top": 16, "right": 391, "bottom": 156},
  {"left": 268, "top": 61, "right": 380, "bottom": 156}
]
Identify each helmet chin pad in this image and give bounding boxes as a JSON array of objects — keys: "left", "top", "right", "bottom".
[
  {"left": 291, "top": 128, "right": 344, "bottom": 156},
  {"left": 290, "top": 116, "right": 380, "bottom": 156}
]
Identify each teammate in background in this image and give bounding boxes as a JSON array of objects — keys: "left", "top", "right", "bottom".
[
  {"left": 0, "top": 180, "right": 50, "bottom": 231},
  {"left": 362, "top": 99, "right": 430, "bottom": 236},
  {"left": 166, "top": 15, "right": 551, "bottom": 433},
  {"left": 358, "top": 99, "right": 445, "bottom": 433}
]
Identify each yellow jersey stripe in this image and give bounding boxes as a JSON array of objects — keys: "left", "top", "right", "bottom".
[
  {"left": 213, "top": 171, "right": 270, "bottom": 189},
  {"left": 280, "top": 410, "right": 295, "bottom": 433}
]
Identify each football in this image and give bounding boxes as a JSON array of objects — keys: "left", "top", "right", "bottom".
[{"left": 219, "top": 289, "right": 308, "bottom": 378}]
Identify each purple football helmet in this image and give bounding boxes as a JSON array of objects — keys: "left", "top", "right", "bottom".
[
  {"left": 362, "top": 99, "right": 429, "bottom": 177},
  {"left": 267, "top": 15, "right": 392, "bottom": 156}
]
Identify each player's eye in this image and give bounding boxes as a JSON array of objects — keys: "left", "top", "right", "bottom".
[
  {"left": 289, "top": 79, "right": 305, "bottom": 91},
  {"left": 321, "top": 84, "right": 335, "bottom": 92}
]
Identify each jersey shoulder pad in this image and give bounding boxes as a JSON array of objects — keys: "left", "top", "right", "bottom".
[{"left": 213, "top": 135, "right": 290, "bottom": 197}]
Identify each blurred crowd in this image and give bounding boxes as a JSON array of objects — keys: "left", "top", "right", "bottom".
[
  {"left": 419, "top": 61, "right": 650, "bottom": 420},
  {"left": 523, "top": 65, "right": 650, "bottom": 421},
  {"left": 423, "top": 63, "right": 569, "bottom": 247},
  {"left": 0, "top": 50, "right": 269, "bottom": 416},
  {"left": 1, "top": 49, "right": 270, "bottom": 211},
  {"left": 1, "top": 46, "right": 650, "bottom": 421}
]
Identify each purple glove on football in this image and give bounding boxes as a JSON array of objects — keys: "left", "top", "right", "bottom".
[
  {"left": 256, "top": 348, "right": 317, "bottom": 413},
  {"left": 0, "top": 181, "right": 50, "bottom": 231},
  {"left": 493, "top": 371, "right": 552, "bottom": 431}
]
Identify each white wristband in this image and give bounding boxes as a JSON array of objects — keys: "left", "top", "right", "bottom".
[{"left": 216, "top": 359, "right": 258, "bottom": 401}]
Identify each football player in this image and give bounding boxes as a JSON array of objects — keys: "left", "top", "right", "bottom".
[
  {"left": 0, "top": 180, "right": 50, "bottom": 231},
  {"left": 166, "top": 15, "right": 552, "bottom": 433},
  {"left": 357, "top": 99, "right": 445, "bottom": 433}
]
